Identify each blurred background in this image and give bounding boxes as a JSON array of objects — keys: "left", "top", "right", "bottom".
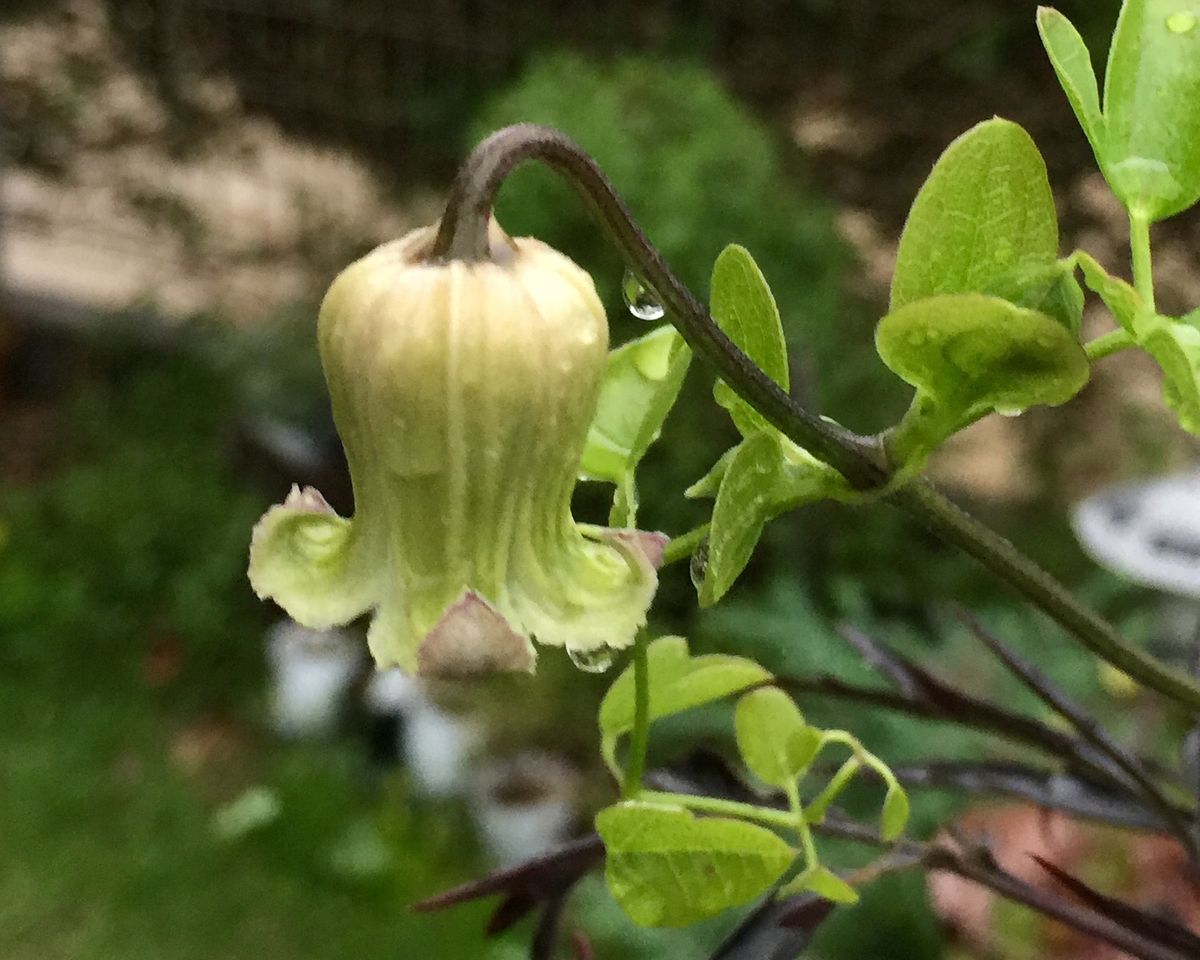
[{"left": 3, "top": 1, "right": 1200, "bottom": 957}]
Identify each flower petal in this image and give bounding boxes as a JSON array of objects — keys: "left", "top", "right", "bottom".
[
  {"left": 248, "top": 485, "right": 381, "bottom": 629},
  {"left": 416, "top": 590, "right": 536, "bottom": 678}
]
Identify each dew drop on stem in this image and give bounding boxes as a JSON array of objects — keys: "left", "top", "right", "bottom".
[
  {"left": 689, "top": 538, "right": 710, "bottom": 591},
  {"left": 622, "top": 269, "right": 666, "bottom": 322}
]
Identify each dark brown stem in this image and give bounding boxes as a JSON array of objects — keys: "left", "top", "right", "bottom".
[{"left": 433, "top": 123, "right": 1200, "bottom": 712}]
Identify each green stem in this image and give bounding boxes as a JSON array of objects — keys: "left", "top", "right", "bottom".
[
  {"left": 805, "top": 757, "right": 861, "bottom": 822},
  {"left": 891, "top": 481, "right": 1200, "bottom": 707},
  {"left": 661, "top": 524, "right": 709, "bottom": 567},
  {"left": 622, "top": 632, "right": 651, "bottom": 798},
  {"left": 1085, "top": 328, "right": 1135, "bottom": 362},
  {"left": 638, "top": 790, "right": 798, "bottom": 833},
  {"left": 434, "top": 124, "right": 1200, "bottom": 713},
  {"left": 785, "top": 779, "right": 819, "bottom": 868},
  {"left": 1130, "top": 211, "right": 1156, "bottom": 313}
]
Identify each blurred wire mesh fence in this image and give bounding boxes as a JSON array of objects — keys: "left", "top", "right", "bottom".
[{"left": 0, "top": 0, "right": 802, "bottom": 327}]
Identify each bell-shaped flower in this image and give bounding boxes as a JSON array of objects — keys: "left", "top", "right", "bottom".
[{"left": 249, "top": 223, "right": 665, "bottom": 677}]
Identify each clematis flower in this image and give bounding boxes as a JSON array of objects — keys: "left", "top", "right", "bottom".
[{"left": 249, "top": 222, "right": 665, "bottom": 677}]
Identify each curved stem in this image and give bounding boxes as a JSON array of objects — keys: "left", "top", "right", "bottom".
[
  {"left": 638, "top": 790, "right": 799, "bottom": 833},
  {"left": 435, "top": 124, "right": 1200, "bottom": 712},
  {"left": 1085, "top": 328, "right": 1135, "bottom": 362},
  {"left": 432, "top": 124, "right": 888, "bottom": 491}
]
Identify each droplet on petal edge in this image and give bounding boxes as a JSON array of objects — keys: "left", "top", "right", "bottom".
[
  {"left": 622, "top": 268, "right": 666, "bottom": 322},
  {"left": 568, "top": 646, "right": 616, "bottom": 673}
]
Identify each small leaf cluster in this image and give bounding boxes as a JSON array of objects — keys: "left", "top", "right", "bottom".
[
  {"left": 594, "top": 638, "right": 909, "bottom": 928},
  {"left": 1038, "top": 0, "right": 1200, "bottom": 432},
  {"left": 688, "top": 246, "right": 852, "bottom": 606}
]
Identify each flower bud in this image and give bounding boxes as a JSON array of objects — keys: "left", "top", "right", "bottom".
[{"left": 249, "top": 223, "right": 664, "bottom": 676}]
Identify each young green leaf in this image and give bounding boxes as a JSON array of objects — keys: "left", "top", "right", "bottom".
[
  {"left": 1075, "top": 252, "right": 1143, "bottom": 332},
  {"left": 987, "top": 260, "right": 1085, "bottom": 335},
  {"left": 1103, "top": 0, "right": 1200, "bottom": 220},
  {"left": 878, "top": 294, "right": 1090, "bottom": 466},
  {"left": 1037, "top": 7, "right": 1105, "bottom": 157},
  {"left": 890, "top": 119, "right": 1060, "bottom": 311},
  {"left": 700, "top": 432, "right": 849, "bottom": 607},
  {"left": 735, "top": 687, "right": 822, "bottom": 788},
  {"left": 710, "top": 244, "right": 789, "bottom": 436},
  {"left": 599, "top": 636, "right": 771, "bottom": 772},
  {"left": 880, "top": 784, "right": 911, "bottom": 842},
  {"left": 596, "top": 802, "right": 797, "bottom": 927},
  {"left": 580, "top": 325, "right": 692, "bottom": 487},
  {"left": 1138, "top": 316, "right": 1200, "bottom": 434},
  {"left": 782, "top": 866, "right": 860, "bottom": 905}
]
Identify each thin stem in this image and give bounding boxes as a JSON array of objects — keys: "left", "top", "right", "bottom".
[
  {"left": 622, "top": 632, "right": 651, "bottom": 798},
  {"left": 639, "top": 790, "right": 800, "bottom": 833},
  {"left": 661, "top": 524, "right": 709, "bottom": 567},
  {"left": 435, "top": 124, "right": 1200, "bottom": 712},
  {"left": 892, "top": 481, "right": 1200, "bottom": 708},
  {"left": 786, "top": 779, "right": 820, "bottom": 871},
  {"left": 1130, "top": 211, "right": 1156, "bottom": 313},
  {"left": 805, "top": 756, "right": 861, "bottom": 822},
  {"left": 958, "top": 608, "right": 1200, "bottom": 862},
  {"left": 1085, "top": 328, "right": 1136, "bottom": 362}
]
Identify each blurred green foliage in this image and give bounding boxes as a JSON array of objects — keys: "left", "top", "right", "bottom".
[{"left": 0, "top": 356, "right": 265, "bottom": 705}]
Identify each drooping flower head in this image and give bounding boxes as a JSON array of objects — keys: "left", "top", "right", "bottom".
[{"left": 249, "top": 222, "right": 664, "bottom": 676}]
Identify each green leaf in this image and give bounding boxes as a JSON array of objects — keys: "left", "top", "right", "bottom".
[
  {"left": 1075, "top": 251, "right": 1143, "bottom": 332},
  {"left": 734, "top": 687, "right": 821, "bottom": 788},
  {"left": 684, "top": 445, "right": 737, "bottom": 500},
  {"left": 1139, "top": 315, "right": 1200, "bottom": 433},
  {"left": 700, "top": 433, "right": 848, "bottom": 607},
  {"left": 1103, "top": 0, "right": 1200, "bottom": 220},
  {"left": 878, "top": 294, "right": 1090, "bottom": 465},
  {"left": 987, "top": 259, "right": 1085, "bottom": 335},
  {"left": 580, "top": 324, "right": 692, "bottom": 487},
  {"left": 1037, "top": 7, "right": 1105, "bottom": 157},
  {"left": 891, "top": 119, "right": 1060, "bottom": 311},
  {"left": 880, "top": 293, "right": 1091, "bottom": 466},
  {"left": 710, "top": 244, "right": 789, "bottom": 435},
  {"left": 596, "top": 802, "right": 797, "bottom": 927},
  {"left": 880, "top": 784, "right": 911, "bottom": 842},
  {"left": 782, "top": 866, "right": 860, "bottom": 905},
  {"left": 599, "top": 636, "right": 771, "bottom": 771}
]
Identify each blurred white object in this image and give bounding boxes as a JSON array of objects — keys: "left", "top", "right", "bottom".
[
  {"left": 266, "top": 620, "right": 361, "bottom": 737},
  {"left": 1072, "top": 471, "right": 1200, "bottom": 597},
  {"left": 363, "top": 668, "right": 421, "bottom": 715},
  {"left": 470, "top": 752, "right": 578, "bottom": 866},
  {"left": 404, "top": 697, "right": 480, "bottom": 798}
]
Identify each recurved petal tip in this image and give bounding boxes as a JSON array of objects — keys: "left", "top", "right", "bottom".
[{"left": 607, "top": 530, "right": 670, "bottom": 571}]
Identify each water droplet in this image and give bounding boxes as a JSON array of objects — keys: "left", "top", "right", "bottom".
[
  {"left": 996, "top": 406, "right": 1024, "bottom": 418},
  {"left": 622, "top": 269, "right": 665, "bottom": 322},
  {"left": 1167, "top": 10, "right": 1197, "bottom": 32},
  {"left": 568, "top": 646, "right": 615, "bottom": 673},
  {"left": 689, "top": 538, "right": 710, "bottom": 591}
]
